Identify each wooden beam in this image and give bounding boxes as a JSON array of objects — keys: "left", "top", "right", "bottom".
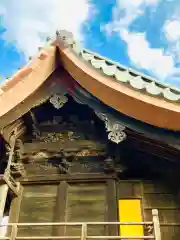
[
  {"left": 19, "top": 173, "right": 117, "bottom": 184},
  {"left": 38, "top": 123, "right": 97, "bottom": 138},
  {"left": 125, "top": 138, "right": 180, "bottom": 163},
  {"left": 126, "top": 129, "right": 180, "bottom": 157},
  {"left": 22, "top": 140, "right": 106, "bottom": 153}
]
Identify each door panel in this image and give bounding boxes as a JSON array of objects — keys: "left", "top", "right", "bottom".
[
  {"left": 65, "top": 182, "right": 107, "bottom": 236},
  {"left": 18, "top": 184, "right": 58, "bottom": 237},
  {"left": 119, "top": 199, "right": 144, "bottom": 239}
]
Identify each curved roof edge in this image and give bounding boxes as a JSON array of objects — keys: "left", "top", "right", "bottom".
[
  {"left": 0, "top": 42, "right": 57, "bottom": 119},
  {"left": 0, "top": 30, "right": 180, "bottom": 131},
  {"left": 74, "top": 45, "right": 180, "bottom": 102},
  {"left": 55, "top": 31, "right": 180, "bottom": 131}
]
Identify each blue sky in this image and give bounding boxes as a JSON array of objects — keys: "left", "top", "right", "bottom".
[{"left": 1, "top": 0, "right": 180, "bottom": 87}]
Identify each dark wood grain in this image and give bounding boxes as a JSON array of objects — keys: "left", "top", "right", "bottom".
[
  {"left": 107, "top": 180, "right": 118, "bottom": 236},
  {"left": 65, "top": 182, "right": 107, "bottom": 237},
  {"left": 17, "top": 184, "right": 58, "bottom": 237}
]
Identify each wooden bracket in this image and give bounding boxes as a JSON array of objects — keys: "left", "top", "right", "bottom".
[{"left": 3, "top": 170, "right": 20, "bottom": 196}]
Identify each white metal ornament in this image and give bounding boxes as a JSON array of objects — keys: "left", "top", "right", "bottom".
[
  {"left": 95, "top": 112, "right": 126, "bottom": 144},
  {"left": 56, "top": 30, "right": 74, "bottom": 47},
  {"left": 49, "top": 94, "right": 68, "bottom": 109}
]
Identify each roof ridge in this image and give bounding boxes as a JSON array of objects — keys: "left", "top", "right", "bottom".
[{"left": 1, "top": 29, "right": 180, "bottom": 103}]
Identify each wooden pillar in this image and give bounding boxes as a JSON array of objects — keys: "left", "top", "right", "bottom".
[
  {"left": 152, "top": 209, "right": 161, "bottom": 240},
  {"left": 53, "top": 181, "right": 68, "bottom": 236},
  {"left": 0, "top": 184, "right": 8, "bottom": 217},
  {"left": 0, "top": 184, "right": 8, "bottom": 237},
  {"left": 107, "top": 179, "right": 118, "bottom": 236}
]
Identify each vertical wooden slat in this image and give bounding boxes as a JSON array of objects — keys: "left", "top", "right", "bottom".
[
  {"left": 53, "top": 181, "right": 68, "bottom": 237},
  {"left": 10, "top": 225, "right": 18, "bottom": 240},
  {"left": 152, "top": 209, "right": 161, "bottom": 240},
  {"left": 107, "top": 179, "right": 118, "bottom": 236},
  {"left": 65, "top": 182, "right": 106, "bottom": 236},
  {"left": 8, "top": 185, "right": 24, "bottom": 237},
  {"left": 17, "top": 184, "right": 58, "bottom": 237},
  {"left": 140, "top": 181, "right": 145, "bottom": 220},
  {"left": 0, "top": 184, "right": 8, "bottom": 218},
  {"left": 142, "top": 180, "right": 180, "bottom": 239}
]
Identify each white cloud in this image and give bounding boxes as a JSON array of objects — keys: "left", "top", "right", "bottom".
[
  {"left": 0, "top": 6, "right": 5, "bottom": 15},
  {"left": 0, "top": 0, "right": 93, "bottom": 59},
  {"left": 102, "top": 0, "right": 180, "bottom": 81},
  {"left": 164, "top": 19, "right": 180, "bottom": 41},
  {"left": 163, "top": 19, "right": 180, "bottom": 63},
  {"left": 121, "top": 30, "right": 174, "bottom": 79},
  {"left": 104, "top": 0, "right": 160, "bottom": 34},
  {"left": 117, "top": 0, "right": 159, "bottom": 9}
]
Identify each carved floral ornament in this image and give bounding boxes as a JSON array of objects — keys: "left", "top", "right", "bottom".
[
  {"left": 49, "top": 94, "right": 68, "bottom": 109},
  {"left": 95, "top": 112, "right": 126, "bottom": 144},
  {"left": 49, "top": 93, "right": 126, "bottom": 144}
]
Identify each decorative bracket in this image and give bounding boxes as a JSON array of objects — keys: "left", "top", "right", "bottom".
[
  {"left": 49, "top": 94, "right": 68, "bottom": 109},
  {"left": 56, "top": 30, "right": 74, "bottom": 48},
  {"left": 3, "top": 132, "right": 21, "bottom": 196},
  {"left": 95, "top": 112, "right": 126, "bottom": 144},
  {"left": 3, "top": 169, "right": 20, "bottom": 196}
]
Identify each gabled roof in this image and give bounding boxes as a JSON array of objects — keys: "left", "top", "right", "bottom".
[{"left": 0, "top": 30, "right": 180, "bottom": 131}]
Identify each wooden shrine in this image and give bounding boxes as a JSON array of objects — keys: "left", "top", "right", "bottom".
[{"left": 1, "top": 30, "right": 180, "bottom": 240}]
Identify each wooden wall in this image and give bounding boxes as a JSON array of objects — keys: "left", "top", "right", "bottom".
[
  {"left": 18, "top": 184, "right": 58, "bottom": 237},
  {"left": 11, "top": 179, "right": 111, "bottom": 238},
  {"left": 8, "top": 178, "right": 180, "bottom": 239}
]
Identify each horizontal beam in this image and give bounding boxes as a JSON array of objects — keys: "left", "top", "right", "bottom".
[
  {"left": 22, "top": 140, "right": 106, "bottom": 153},
  {"left": 1, "top": 221, "right": 153, "bottom": 226},
  {"left": 19, "top": 173, "right": 117, "bottom": 183}
]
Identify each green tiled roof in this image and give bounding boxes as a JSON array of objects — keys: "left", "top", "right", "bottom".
[{"left": 72, "top": 42, "right": 180, "bottom": 103}]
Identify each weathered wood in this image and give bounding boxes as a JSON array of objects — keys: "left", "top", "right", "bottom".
[
  {"left": 19, "top": 173, "right": 117, "bottom": 184},
  {"left": 142, "top": 180, "right": 180, "bottom": 240},
  {"left": 65, "top": 182, "right": 107, "bottom": 237},
  {"left": 53, "top": 182, "right": 68, "bottom": 236},
  {"left": 152, "top": 209, "right": 161, "bottom": 240},
  {"left": 0, "top": 184, "right": 8, "bottom": 217},
  {"left": 17, "top": 184, "right": 58, "bottom": 237},
  {"left": 23, "top": 140, "right": 106, "bottom": 153},
  {"left": 0, "top": 175, "right": 5, "bottom": 184},
  {"left": 21, "top": 150, "right": 106, "bottom": 162},
  {"left": 124, "top": 131, "right": 180, "bottom": 163},
  {"left": 106, "top": 180, "right": 118, "bottom": 236},
  {"left": 38, "top": 123, "right": 97, "bottom": 137},
  {"left": 3, "top": 136, "right": 20, "bottom": 196},
  {"left": 17, "top": 156, "right": 113, "bottom": 178},
  {"left": 7, "top": 185, "right": 24, "bottom": 237},
  {"left": 1, "top": 119, "right": 26, "bottom": 144},
  {"left": 117, "top": 181, "right": 141, "bottom": 198}
]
